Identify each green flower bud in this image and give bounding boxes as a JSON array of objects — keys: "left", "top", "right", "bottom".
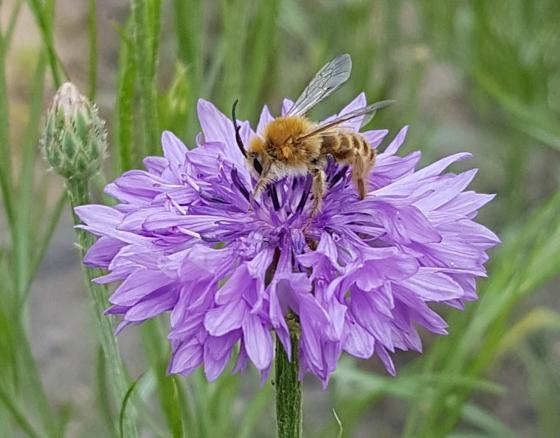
[{"left": 42, "top": 82, "right": 107, "bottom": 180}]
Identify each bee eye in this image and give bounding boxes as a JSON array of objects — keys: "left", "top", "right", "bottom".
[{"left": 253, "top": 158, "right": 263, "bottom": 174}]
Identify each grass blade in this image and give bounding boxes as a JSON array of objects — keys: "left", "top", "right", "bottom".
[
  {"left": 218, "top": 0, "right": 250, "bottom": 107},
  {"left": 12, "top": 319, "right": 59, "bottom": 437},
  {"left": 87, "top": 0, "right": 97, "bottom": 100},
  {"left": 119, "top": 376, "right": 142, "bottom": 438},
  {"left": 4, "top": 0, "right": 23, "bottom": 47},
  {"left": 14, "top": 52, "right": 47, "bottom": 301},
  {"left": 0, "top": 384, "right": 43, "bottom": 438},
  {"left": 96, "top": 346, "right": 118, "bottom": 436},
  {"left": 333, "top": 409, "right": 343, "bottom": 438},
  {"left": 173, "top": 0, "right": 204, "bottom": 139},
  {"left": 242, "top": 0, "right": 281, "bottom": 117},
  {"left": 140, "top": 320, "right": 184, "bottom": 438},
  {"left": 24, "top": 192, "right": 66, "bottom": 301},
  {"left": 130, "top": 0, "right": 161, "bottom": 155},
  {"left": 0, "top": 16, "right": 14, "bottom": 231},
  {"left": 114, "top": 20, "right": 137, "bottom": 172},
  {"left": 26, "top": 0, "right": 67, "bottom": 87},
  {"left": 159, "top": 62, "right": 189, "bottom": 138},
  {"left": 461, "top": 403, "right": 515, "bottom": 437},
  {"left": 519, "top": 337, "right": 560, "bottom": 438}
]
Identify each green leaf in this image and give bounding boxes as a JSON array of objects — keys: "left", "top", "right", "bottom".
[
  {"left": 332, "top": 409, "right": 343, "bottom": 438},
  {"left": 87, "top": 0, "right": 97, "bottom": 100},
  {"left": 0, "top": 383, "right": 43, "bottom": 438},
  {"left": 26, "top": 0, "right": 67, "bottom": 86},
  {"left": 519, "top": 337, "right": 560, "bottom": 437},
  {"left": 497, "top": 308, "right": 560, "bottom": 358},
  {"left": 119, "top": 376, "right": 142, "bottom": 438},
  {"left": 14, "top": 52, "right": 47, "bottom": 301},
  {"left": 96, "top": 346, "right": 117, "bottom": 437},
  {"left": 140, "top": 320, "right": 184, "bottom": 438},
  {"left": 461, "top": 403, "right": 516, "bottom": 437},
  {"left": 114, "top": 18, "right": 137, "bottom": 172},
  {"left": 130, "top": 0, "right": 161, "bottom": 156}
]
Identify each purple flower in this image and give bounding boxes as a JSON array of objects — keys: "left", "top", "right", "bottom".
[{"left": 76, "top": 93, "right": 499, "bottom": 386}]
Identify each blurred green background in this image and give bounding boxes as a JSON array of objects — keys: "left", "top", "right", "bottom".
[{"left": 0, "top": 0, "right": 559, "bottom": 437}]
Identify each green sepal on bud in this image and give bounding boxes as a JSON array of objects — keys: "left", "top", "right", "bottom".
[{"left": 42, "top": 82, "right": 107, "bottom": 180}]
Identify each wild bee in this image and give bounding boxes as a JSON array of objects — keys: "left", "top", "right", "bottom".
[{"left": 232, "top": 54, "right": 393, "bottom": 215}]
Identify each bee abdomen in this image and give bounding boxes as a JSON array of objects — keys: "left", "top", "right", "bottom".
[
  {"left": 321, "top": 134, "right": 341, "bottom": 154},
  {"left": 323, "top": 132, "right": 373, "bottom": 163}
]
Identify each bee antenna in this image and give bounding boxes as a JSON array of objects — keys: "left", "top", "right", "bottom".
[{"left": 231, "top": 99, "right": 247, "bottom": 158}]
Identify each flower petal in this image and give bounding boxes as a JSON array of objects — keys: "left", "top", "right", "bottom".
[
  {"left": 242, "top": 313, "right": 273, "bottom": 370},
  {"left": 161, "top": 131, "right": 188, "bottom": 166},
  {"left": 204, "top": 301, "right": 247, "bottom": 336},
  {"left": 109, "top": 270, "right": 173, "bottom": 306}
]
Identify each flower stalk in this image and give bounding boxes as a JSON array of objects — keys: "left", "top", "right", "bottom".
[
  {"left": 43, "top": 83, "right": 138, "bottom": 437},
  {"left": 275, "top": 329, "right": 302, "bottom": 438},
  {"left": 67, "top": 180, "right": 139, "bottom": 438}
]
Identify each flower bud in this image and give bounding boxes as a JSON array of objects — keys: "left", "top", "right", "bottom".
[{"left": 42, "top": 82, "right": 107, "bottom": 179}]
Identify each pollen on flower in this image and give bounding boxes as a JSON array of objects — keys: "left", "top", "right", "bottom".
[{"left": 75, "top": 93, "right": 499, "bottom": 385}]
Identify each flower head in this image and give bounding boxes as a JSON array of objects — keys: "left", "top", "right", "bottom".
[
  {"left": 76, "top": 93, "right": 499, "bottom": 385},
  {"left": 43, "top": 82, "right": 107, "bottom": 179}
]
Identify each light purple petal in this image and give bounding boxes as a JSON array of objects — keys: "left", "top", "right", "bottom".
[
  {"left": 343, "top": 316, "right": 375, "bottom": 358},
  {"left": 383, "top": 125, "right": 409, "bottom": 155},
  {"left": 124, "top": 287, "right": 178, "bottom": 321},
  {"left": 399, "top": 269, "right": 464, "bottom": 302},
  {"left": 257, "top": 105, "right": 274, "bottom": 134},
  {"left": 161, "top": 131, "right": 188, "bottom": 166},
  {"left": 75, "top": 205, "right": 123, "bottom": 227},
  {"left": 204, "top": 301, "right": 247, "bottom": 336},
  {"left": 203, "top": 333, "right": 238, "bottom": 381},
  {"left": 363, "top": 129, "right": 389, "bottom": 149},
  {"left": 83, "top": 237, "right": 125, "bottom": 268},
  {"left": 109, "top": 270, "right": 173, "bottom": 306},
  {"left": 242, "top": 313, "right": 273, "bottom": 370},
  {"left": 169, "top": 339, "right": 204, "bottom": 375}
]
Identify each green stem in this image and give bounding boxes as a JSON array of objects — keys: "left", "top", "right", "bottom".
[
  {"left": 114, "top": 18, "right": 136, "bottom": 172},
  {"left": 27, "top": 0, "right": 66, "bottom": 87},
  {"left": 66, "top": 178, "right": 139, "bottom": 438},
  {"left": 275, "top": 332, "right": 302, "bottom": 438},
  {"left": 87, "top": 0, "right": 97, "bottom": 101},
  {"left": 130, "top": 0, "right": 160, "bottom": 156}
]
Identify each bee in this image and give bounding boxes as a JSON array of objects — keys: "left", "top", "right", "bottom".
[{"left": 232, "top": 54, "right": 393, "bottom": 215}]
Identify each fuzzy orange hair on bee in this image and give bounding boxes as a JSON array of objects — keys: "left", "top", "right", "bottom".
[{"left": 232, "top": 54, "right": 393, "bottom": 215}]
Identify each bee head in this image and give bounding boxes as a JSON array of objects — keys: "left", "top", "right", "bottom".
[{"left": 247, "top": 136, "right": 266, "bottom": 175}]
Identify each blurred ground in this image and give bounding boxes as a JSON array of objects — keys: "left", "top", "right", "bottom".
[{"left": 3, "top": 0, "right": 558, "bottom": 437}]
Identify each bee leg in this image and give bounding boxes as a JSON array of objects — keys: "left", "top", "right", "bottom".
[
  {"left": 253, "top": 175, "right": 273, "bottom": 199},
  {"left": 253, "top": 178, "right": 265, "bottom": 198},
  {"left": 311, "top": 168, "right": 326, "bottom": 215},
  {"left": 357, "top": 179, "right": 366, "bottom": 199},
  {"left": 352, "top": 153, "right": 368, "bottom": 199},
  {"left": 253, "top": 162, "right": 273, "bottom": 199}
]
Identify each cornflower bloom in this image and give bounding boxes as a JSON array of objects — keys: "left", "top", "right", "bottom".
[{"left": 76, "top": 93, "right": 499, "bottom": 386}]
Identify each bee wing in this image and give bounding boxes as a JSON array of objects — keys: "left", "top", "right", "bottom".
[
  {"left": 286, "top": 54, "right": 352, "bottom": 117},
  {"left": 297, "top": 100, "right": 395, "bottom": 140}
]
